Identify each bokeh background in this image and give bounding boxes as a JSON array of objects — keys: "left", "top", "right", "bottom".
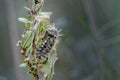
[{"left": 1, "top": 0, "right": 120, "bottom": 80}]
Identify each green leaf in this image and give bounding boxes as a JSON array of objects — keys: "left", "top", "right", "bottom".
[
  {"left": 25, "top": 22, "right": 31, "bottom": 29},
  {"left": 37, "top": 24, "right": 46, "bottom": 34},
  {"left": 27, "top": 15, "right": 34, "bottom": 20},
  {"left": 21, "top": 31, "right": 35, "bottom": 48},
  {"left": 46, "top": 73, "right": 54, "bottom": 80},
  {"left": 43, "top": 61, "right": 51, "bottom": 75},
  {"left": 19, "top": 63, "right": 28, "bottom": 68},
  {"left": 23, "top": 57, "right": 30, "bottom": 63},
  {"left": 26, "top": 45, "right": 32, "bottom": 55},
  {"left": 35, "top": 0, "right": 44, "bottom": 13},
  {"left": 49, "top": 50, "right": 58, "bottom": 67},
  {"left": 38, "top": 12, "right": 52, "bottom": 19},
  {"left": 18, "top": 18, "right": 31, "bottom": 23},
  {"left": 43, "top": 50, "right": 58, "bottom": 78}
]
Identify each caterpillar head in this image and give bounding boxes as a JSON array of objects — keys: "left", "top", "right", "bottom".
[{"left": 47, "top": 27, "right": 58, "bottom": 38}]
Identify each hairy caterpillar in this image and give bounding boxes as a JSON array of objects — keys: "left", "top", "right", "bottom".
[{"left": 35, "top": 27, "right": 59, "bottom": 62}]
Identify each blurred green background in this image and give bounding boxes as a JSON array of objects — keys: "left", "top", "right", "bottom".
[{"left": 1, "top": 0, "right": 120, "bottom": 80}]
